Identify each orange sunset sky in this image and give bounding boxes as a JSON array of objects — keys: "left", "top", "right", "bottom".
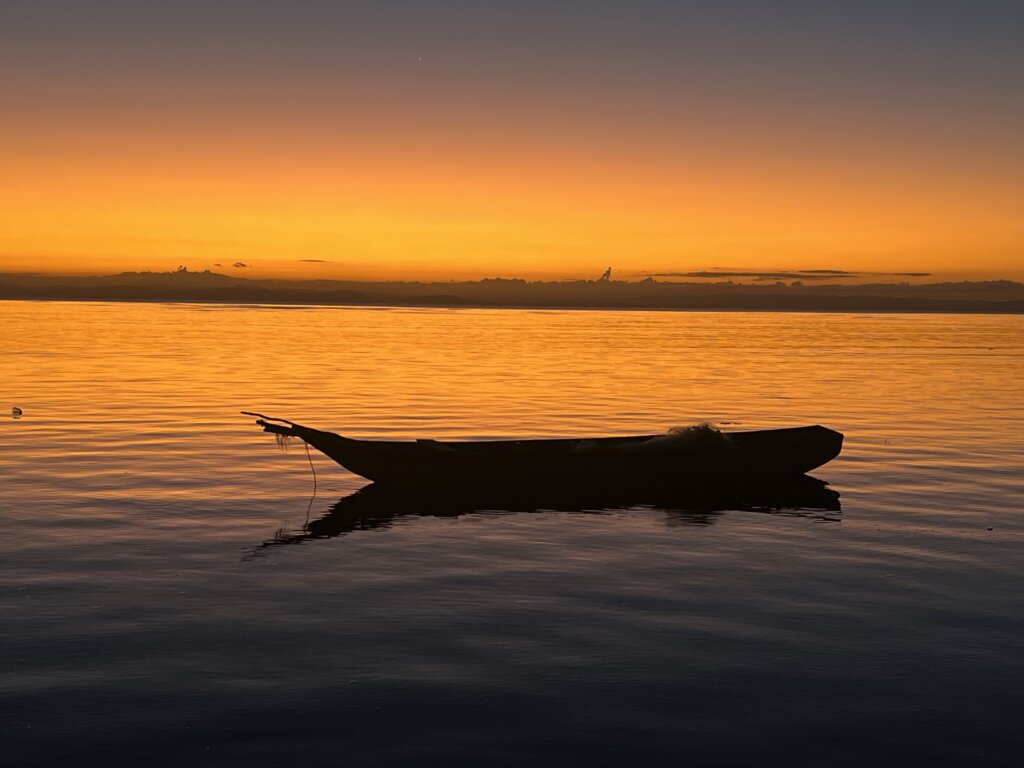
[{"left": 2, "top": 1, "right": 1022, "bottom": 282}]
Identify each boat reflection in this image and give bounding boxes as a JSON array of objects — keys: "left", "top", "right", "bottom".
[{"left": 249, "top": 475, "right": 841, "bottom": 555}]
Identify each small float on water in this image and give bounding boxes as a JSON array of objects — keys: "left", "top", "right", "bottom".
[{"left": 244, "top": 413, "right": 843, "bottom": 485}]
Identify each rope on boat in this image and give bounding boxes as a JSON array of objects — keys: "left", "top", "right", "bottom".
[
  {"left": 305, "top": 439, "right": 318, "bottom": 496},
  {"left": 303, "top": 439, "right": 318, "bottom": 525},
  {"left": 239, "top": 410, "right": 322, "bottom": 556},
  {"left": 241, "top": 412, "right": 319, "bottom": 519}
]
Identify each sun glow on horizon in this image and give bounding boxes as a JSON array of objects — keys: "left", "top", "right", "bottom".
[{"left": 2, "top": 2, "right": 1022, "bottom": 282}]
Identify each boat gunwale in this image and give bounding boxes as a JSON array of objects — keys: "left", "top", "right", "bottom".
[{"left": 252, "top": 417, "right": 838, "bottom": 452}]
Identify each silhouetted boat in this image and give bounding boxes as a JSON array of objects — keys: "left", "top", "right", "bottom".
[{"left": 244, "top": 413, "right": 843, "bottom": 484}]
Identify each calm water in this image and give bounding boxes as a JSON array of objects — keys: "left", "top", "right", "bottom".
[{"left": 2, "top": 301, "right": 1023, "bottom": 767}]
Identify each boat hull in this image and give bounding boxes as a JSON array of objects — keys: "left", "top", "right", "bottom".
[{"left": 253, "top": 420, "right": 844, "bottom": 485}]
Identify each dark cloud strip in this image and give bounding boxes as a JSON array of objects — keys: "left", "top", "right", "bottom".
[{"left": 649, "top": 269, "right": 932, "bottom": 280}]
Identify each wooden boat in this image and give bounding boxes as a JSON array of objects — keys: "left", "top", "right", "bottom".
[{"left": 245, "top": 413, "right": 843, "bottom": 484}]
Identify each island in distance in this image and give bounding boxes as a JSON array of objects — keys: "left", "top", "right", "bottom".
[{"left": 2, "top": 268, "right": 1023, "bottom": 313}]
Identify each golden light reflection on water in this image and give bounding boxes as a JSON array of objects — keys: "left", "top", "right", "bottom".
[
  {"left": 2, "top": 300, "right": 1022, "bottom": 511},
  {"left": 3, "top": 301, "right": 1024, "bottom": 767}
]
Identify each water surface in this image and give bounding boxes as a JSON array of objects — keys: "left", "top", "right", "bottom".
[{"left": 2, "top": 301, "right": 1022, "bottom": 766}]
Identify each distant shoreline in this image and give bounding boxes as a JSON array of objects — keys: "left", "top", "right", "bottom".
[
  {"left": 2, "top": 270, "right": 1023, "bottom": 314},
  {"left": 2, "top": 295, "right": 1022, "bottom": 315}
]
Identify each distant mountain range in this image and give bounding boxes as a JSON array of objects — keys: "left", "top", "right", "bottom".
[{"left": 2, "top": 269, "right": 1023, "bottom": 313}]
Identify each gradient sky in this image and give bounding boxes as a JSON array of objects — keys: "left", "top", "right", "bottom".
[{"left": 2, "top": 0, "right": 1022, "bottom": 280}]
